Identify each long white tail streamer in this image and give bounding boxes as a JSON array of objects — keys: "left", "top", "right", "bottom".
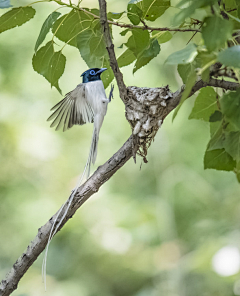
[{"left": 42, "top": 128, "right": 96, "bottom": 290}]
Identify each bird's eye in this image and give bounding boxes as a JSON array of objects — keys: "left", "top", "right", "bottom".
[{"left": 89, "top": 70, "right": 95, "bottom": 76}]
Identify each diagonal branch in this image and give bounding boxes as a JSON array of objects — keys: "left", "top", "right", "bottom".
[
  {"left": 98, "top": 0, "right": 127, "bottom": 103},
  {"left": 0, "top": 76, "right": 239, "bottom": 296}
]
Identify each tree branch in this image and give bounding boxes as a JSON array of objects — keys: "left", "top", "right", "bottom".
[
  {"left": 98, "top": 0, "right": 128, "bottom": 103},
  {"left": 1, "top": 76, "right": 239, "bottom": 296},
  {"left": 168, "top": 78, "right": 240, "bottom": 110},
  {"left": 53, "top": 1, "right": 201, "bottom": 33}
]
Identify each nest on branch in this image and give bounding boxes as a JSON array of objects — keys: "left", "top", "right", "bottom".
[{"left": 125, "top": 85, "right": 173, "bottom": 162}]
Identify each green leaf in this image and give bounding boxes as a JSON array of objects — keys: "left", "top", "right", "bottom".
[
  {"left": 218, "top": 45, "right": 240, "bottom": 68},
  {"left": 196, "top": 51, "right": 216, "bottom": 82},
  {"left": 204, "top": 149, "right": 236, "bottom": 171},
  {"left": 133, "top": 39, "right": 160, "bottom": 73},
  {"left": 32, "top": 41, "right": 66, "bottom": 93},
  {"left": 172, "top": 67, "right": 197, "bottom": 120},
  {"left": 189, "top": 87, "right": 218, "bottom": 121},
  {"left": 125, "top": 29, "right": 150, "bottom": 56},
  {"left": 35, "top": 12, "right": 61, "bottom": 52},
  {"left": 0, "top": 7, "right": 35, "bottom": 33},
  {"left": 127, "top": 1, "right": 143, "bottom": 25},
  {"left": 208, "top": 122, "right": 225, "bottom": 151},
  {"left": 101, "top": 59, "right": 114, "bottom": 88},
  {"left": 140, "top": 0, "right": 170, "bottom": 21},
  {"left": 117, "top": 49, "right": 136, "bottom": 67},
  {"left": 108, "top": 11, "right": 124, "bottom": 19},
  {"left": 220, "top": 88, "right": 240, "bottom": 129},
  {"left": 209, "top": 110, "right": 222, "bottom": 122},
  {"left": 152, "top": 31, "right": 172, "bottom": 43},
  {"left": 120, "top": 29, "right": 129, "bottom": 36},
  {"left": 202, "top": 16, "right": 233, "bottom": 52},
  {"left": 165, "top": 43, "right": 198, "bottom": 65},
  {"left": 52, "top": 9, "right": 93, "bottom": 47},
  {"left": 224, "top": 131, "right": 240, "bottom": 161},
  {"left": 177, "top": 63, "right": 194, "bottom": 84},
  {"left": 174, "top": 0, "right": 218, "bottom": 25}
]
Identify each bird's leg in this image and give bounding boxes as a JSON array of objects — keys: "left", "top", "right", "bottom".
[{"left": 108, "top": 84, "right": 114, "bottom": 102}]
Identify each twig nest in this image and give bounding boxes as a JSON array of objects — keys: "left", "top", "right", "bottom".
[{"left": 125, "top": 85, "right": 173, "bottom": 161}]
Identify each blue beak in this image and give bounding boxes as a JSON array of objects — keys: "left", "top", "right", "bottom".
[{"left": 96, "top": 68, "right": 107, "bottom": 75}]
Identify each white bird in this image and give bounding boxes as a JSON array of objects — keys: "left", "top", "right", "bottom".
[{"left": 42, "top": 67, "right": 113, "bottom": 288}]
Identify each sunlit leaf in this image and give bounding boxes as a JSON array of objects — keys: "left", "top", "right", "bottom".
[
  {"left": 108, "top": 11, "right": 124, "bottom": 19},
  {"left": 0, "top": 7, "right": 35, "bottom": 33},
  {"left": 152, "top": 31, "right": 172, "bottom": 43},
  {"left": 125, "top": 29, "right": 150, "bottom": 56},
  {"left": 35, "top": 11, "right": 61, "bottom": 52},
  {"left": 127, "top": 0, "right": 143, "bottom": 25},
  {"left": 117, "top": 49, "right": 136, "bottom": 67},
  {"left": 32, "top": 41, "right": 66, "bottom": 93},
  {"left": 52, "top": 9, "right": 93, "bottom": 47},
  {"left": 140, "top": 0, "right": 171, "bottom": 21}
]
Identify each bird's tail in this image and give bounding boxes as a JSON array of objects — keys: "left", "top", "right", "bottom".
[{"left": 42, "top": 127, "right": 99, "bottom": 290}]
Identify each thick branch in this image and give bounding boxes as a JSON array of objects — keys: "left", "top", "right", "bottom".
[
  {"left": 0, "top": 136, "right": 134, "bottom": 296},
  {"left": 168, "top": 78, "right": 240, "bottom": 111},
  {"left": 1, "top": 76, "right": 239, "bottom": 296},
  {"left": 98, "top": 0, "right": 127, "bottom": 103}
]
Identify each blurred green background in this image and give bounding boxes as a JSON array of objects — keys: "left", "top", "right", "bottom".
[{"left": 1, "top": 0, "right": 240, "bottom": 295}]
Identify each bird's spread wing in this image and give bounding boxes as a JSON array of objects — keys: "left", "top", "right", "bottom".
[{"left": 47, "top": 83, "right": 94, "bottom": 132}]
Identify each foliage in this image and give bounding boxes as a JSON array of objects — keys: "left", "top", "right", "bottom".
[
  {"left": 1, "top": 0, "right": 240, "bottom": 295},
  {"left": 0, "top": 1, "right": 239, "bottom": 177}
]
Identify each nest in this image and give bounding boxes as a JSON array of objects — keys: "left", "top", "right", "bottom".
[{"left": 125, "top": 85, "right": 173, "bottom": 162}]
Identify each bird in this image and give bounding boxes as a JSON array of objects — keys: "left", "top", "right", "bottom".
[{"left": 42, "top": 67, "right": 114, "bottom": 288}]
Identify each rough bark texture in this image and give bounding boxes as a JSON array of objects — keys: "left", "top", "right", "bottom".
[{"left": 1, "top": 0, "right": 240, "bottom": 294}]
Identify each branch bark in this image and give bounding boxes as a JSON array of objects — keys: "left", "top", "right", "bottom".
[{"left": 1, "top": 1, "right": 240, "bottom": 294}]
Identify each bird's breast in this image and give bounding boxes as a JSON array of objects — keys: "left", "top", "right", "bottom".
[{"left": 85, "top": 80, "right": 108, "bottom": 115}]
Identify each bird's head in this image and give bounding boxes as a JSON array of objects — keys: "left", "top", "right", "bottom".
[{"left": 81, "top": 68, "right": 107, "bottom": 83}]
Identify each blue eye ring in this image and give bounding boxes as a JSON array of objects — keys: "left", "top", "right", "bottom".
[{"left": 89, "top": 70, "right": 95, "bottom": 76}]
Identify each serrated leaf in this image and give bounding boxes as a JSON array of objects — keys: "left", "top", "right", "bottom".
[
  {"left": 108, "top": 11, "right": 124, "bottom": 19},
  {"left": 125, "top": 29, "right": 150, "bottom": 56},
  {"left": 133, "top": 39, "right": 160, "bottom": 73},
  {"left": 139, "top": 0, "right": 170, "bottom": 21},
  {"left": 117, "top": 49, "right": 136, "bottom": 67},
  {"left": 0, "top": 0, "right": 12, "bottom": 9},
  {"left": 220, "top": 88, "right": 240, "bottom": 129},
  {"left": 35, "top": 11, "right": 61, "bottom": 52},
  {"left": 77, "top": 25, "right": 108, "bottom": 68},
  {"left": 52, "top": 9, "right": 93, "bottom": 47},
  {"left": 32, "top": 41, "right": 66, "bottom": 93},
  {"left": 165, "top": 43, "right": 198, "bottom": 65},
  {"left": 177, "top": 63, "right": 194, "bottom": 84},
  {"left": 127, "top": 1, "right": 143, "bottom": 25},
  {"left": 218, "top": 45, "right": 240, "bottom": 68},
  {"left": 0, "top": 7, "right": 35, "bottom": 33},
  {"left": 204, "top": 149, "right": 236, "bottom": 171},
  {"left": 202, "top": 16, "right": 233, "bottom": 52},
  {"left": 152, "top": 31, "right": 172, "bottom": 43},
  {"left": 189, "top": 87, "right": 218, "bottom": 121},
  {"left": 172, "top": 67, "right": 197, "bottom": 120},
  {"left": 224, "top": 131, "right": 240, "bottom": 161}
]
